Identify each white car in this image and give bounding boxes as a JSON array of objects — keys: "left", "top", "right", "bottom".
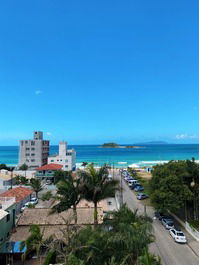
[
  {"left": 30, "top": 197, "right": 38, "bottom": 205},
  {"left": 169, "top": 228, "right": 187, "bottom": 243},
  {"left": 24, "top": 198, "right": 38, "bottom": 207},
  {"left": 20, "top": 205, "right": 27, "bottom": 212}
]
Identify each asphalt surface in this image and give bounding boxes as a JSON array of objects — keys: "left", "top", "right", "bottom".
[{"left": 114, "top": 171, "right": 199, "bottom": 265}]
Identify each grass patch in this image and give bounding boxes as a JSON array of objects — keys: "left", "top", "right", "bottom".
[{"left": 132, "top": 173, "right": 152, "bottom": 206}]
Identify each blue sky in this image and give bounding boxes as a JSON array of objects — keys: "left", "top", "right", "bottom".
[{"left": 0, "top": 0, "right": 199, "bottom": 145}]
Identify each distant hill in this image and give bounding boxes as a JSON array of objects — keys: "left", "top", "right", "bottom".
[{"left": 135, "top": 141, "right": 168, "bottom": 145}]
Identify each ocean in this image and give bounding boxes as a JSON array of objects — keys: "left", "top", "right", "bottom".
[{"left": 1, "top": 144, "right": 199, "bottom": 168}]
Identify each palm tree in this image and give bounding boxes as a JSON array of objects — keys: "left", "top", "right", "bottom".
[
  {"left": 79, "top": 164, "right": 119, "bottom": 226},
  {"left": 52, "top": 175, "right": 82, "bottom": 224},
  {"left": 20, "top": 224, "right": 44, "bottom": 265},
  {"left": 138, "top": 248, "right": 161, "bottom": 265},
  {"left": 19, "top": 163, "right": 28, "bottom": 177},
  {"left": 30, "top": 178, "right": 43, "bottom": 198},
  {"left": 103, "top": 204, "right": 154, "bottom": 264}
]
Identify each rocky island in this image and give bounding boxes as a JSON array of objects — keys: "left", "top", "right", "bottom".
[{"left": 101, "top": 143, "right": 142, "bottom": 148}]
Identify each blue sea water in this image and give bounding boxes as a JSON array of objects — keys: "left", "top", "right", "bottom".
[{"left": 0, "top": 144, "right": 199, "bottom": 168}]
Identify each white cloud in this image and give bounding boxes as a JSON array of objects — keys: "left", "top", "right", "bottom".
[
  {"left": 175, "top": 134, "right": 198, "bottom": 140},
  {"left": 46, "top": 132, "right": 52, "bottom": 136},
  {"left": 35, "top": 90, "right": 42, "bottom": 95}
]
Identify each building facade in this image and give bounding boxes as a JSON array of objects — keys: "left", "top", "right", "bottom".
[
  {"left": 0, "top": 187, "right": 33, "bottom": 215},
  {"left": 0, "top": 197, "right": 16, "bottom": 249},
  {"left": 18, "top": 131, "right": 50, "bottom": 169},
  {"left": 35, "top": 163, "right": 63, "bottom": 181},
  {"left": 0, "top": 170, "right": 17, "bottom": 191},
  {"left": 48, "top": 141, "right": 76, "bottom": 171}
]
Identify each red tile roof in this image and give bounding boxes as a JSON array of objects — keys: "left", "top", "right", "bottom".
[
  {"left": 36, "top": 163, "right": 63, "bottom": 171},
  {"left": 0, "top": 186, "right": 33, "bottom": 203}
]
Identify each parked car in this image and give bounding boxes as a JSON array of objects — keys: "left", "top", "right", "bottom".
[
  {"left": 161, "top": 218, "right": 174, "bottom": 229},
  {"left": 124, "top": 176, "right": 133, "bottom": 181},
  {"left": 30, "top": 197, "right": 38, "bottom": 204},
  {"left": 169, "top": 228, "right": 187, "bottom": 243},
  {"left": 128, "top": 179, "right": 139, "bottom": 186},
  {"left": 129, "top": 183, "right": 139, "bottom": 190},
  {"left": 24, "top": 198, "right": 38, "bottom": 207},
  {"left": 134, "top": 185, "right": 144, "bottom": 192},
  {"left": 46, "top": 179, "right": 53, "bottom": 185},
  {"left": 20, "top": 205, "right": 27, "bottom": 212},
  {"left": 154, "top": 211, "right": 165, "bottom": 220},
  {"left": 137, "top": 193, "right": 149, "bottom": 200}
]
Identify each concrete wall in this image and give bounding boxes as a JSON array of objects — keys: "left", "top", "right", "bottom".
[
  {"left": 14, "top": 170, "right": 36, "bottom": 179},
  {"left": 0, "top": 178, "right": 16, "bottom": 190},
  {"left": 171, "top": 213, "right": 199, "bottom": 242}
]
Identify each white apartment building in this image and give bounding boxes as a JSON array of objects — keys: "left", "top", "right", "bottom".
[{"left": 48, "top": 142, "right": 76, "bottom": 171}]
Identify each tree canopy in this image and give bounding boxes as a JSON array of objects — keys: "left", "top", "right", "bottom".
[{"left": 149, "top": 160, "right": 195, "bottom": 213}]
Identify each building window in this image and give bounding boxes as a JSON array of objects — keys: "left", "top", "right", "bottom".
[
  {"left": 65, "top": 160, "right": 68, "bottom": 162},
  {"left": 26, "top": 159, "right": 29, "bottom": 162},
  {"left": 31, "top": 153, "right": 35, "bottom": 156},
  {"left": 31, "top": 141, "right": 35, "bottom": 146},
  {"left": 26, "top": 148, "right": 30, "bottom": 151},
  {"left": 26, "top": 153, "right": 30, "bottom": 156},
  {"left": 51, "top": 160, "right": 54, "bottom": 162},
  {"left": 31, "top": 159, "right": 35, "bottom": 162},
  {"left": 57, "top": 160, "right": 59, "bottom": 162},
  {"left": 6, "top": 212, "right": 10, "bottom": 222},
  {"left": 65, "top": 165, "right": 68, "bottom": 168},
  {"left": 25, "top": 141, "right": 28, "bottom": 144},
  {"left": 31, "top": 148, "right": 35, "bottom": 151}
]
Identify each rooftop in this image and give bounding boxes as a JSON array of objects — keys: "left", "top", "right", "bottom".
[
  {"left": 0, "top": 187, "right": 33, "bottom": 203},
  {"left": 17, "top": 207, "right": 103, "bottom": 226},
  {"left": 36, "top": 163, "right": 63, "bottom": 171}
]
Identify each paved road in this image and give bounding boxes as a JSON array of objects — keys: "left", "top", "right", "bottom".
[{"left": 114, "top": 171, "right": 199, "bottom": 265}]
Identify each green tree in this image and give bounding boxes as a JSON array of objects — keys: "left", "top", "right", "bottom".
[
  {"left": 52, "top": 175, "right": 82, "bottom": 224},
  {"left": 20, "top": 225, "right": 44, "bottom": 264},
  {"left": 0, "top": 163, "right": 9, "bottom": 170},
  {"left": 66, "top": 205, "right": 154, "bottom": 265},
  {"left": 138, "top": 248, "right": 161, "bottom": 265},
  {"left": 30, "top": 178, "right": 43, "bottom": 198},
  {"left": 79, "top": 164, "right": 119, "bottom": 225},
  {"left": 150, "top": 161, "right": 193, "bottom": 213},
  {"left": 19, "top": 163, "right": 28, "bottom": 178},
  {"left": 42, "top": 205, "right": 159, "bottom": 265},
  {"left": 54, "top": 170, "right": 71, "bottom": 184},
  {"left": 43, "top": 250, "right": 57, "bottom": 265},
  {"left": 41, "top": 191, "right": 53, "bottom": 201},
  {"left": 19, "top": 163, "right": 28, "bottom": 171},
  {"left": 19, "top": 176, "right": 29, "bottom": 185}
]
